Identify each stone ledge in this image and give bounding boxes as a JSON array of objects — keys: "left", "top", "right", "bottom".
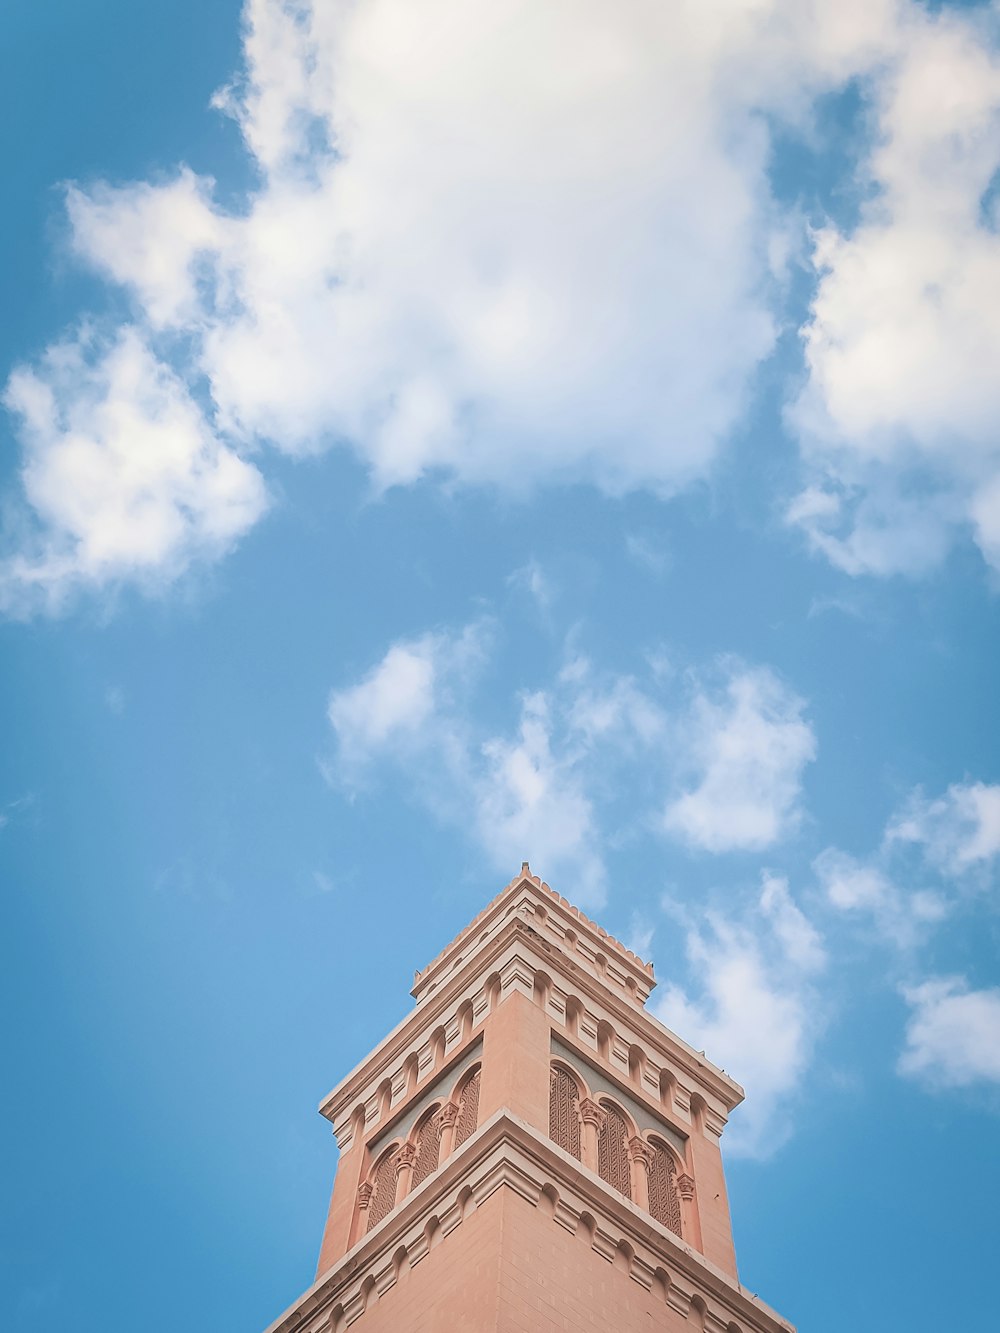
[{"left": 264, "top": 1110, "right": 794, "bottom": 1333}]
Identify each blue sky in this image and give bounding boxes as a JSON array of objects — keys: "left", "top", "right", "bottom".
[{"left": 2, "top": 1, "right": 999, "bottom": 1329}]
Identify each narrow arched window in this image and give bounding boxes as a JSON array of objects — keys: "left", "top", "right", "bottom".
[
  {"left": 411, "top": 1108, "right": 442, "bottom": 1188},
  {"left": 648, "top": 1139, "right": 682, "bottom": 1236},
  {"left": 548, "top": 1065, "right": 582, "bottom": 1160},
  {"left": 454, "top": 1066, "right": 480, "bottom": 1149},
  {"left": 597, "top": 1101, "right": 631, "bottom": 1199},
  {"left": 366, "top": 1148, "right": 398, "bottom": 1232}
]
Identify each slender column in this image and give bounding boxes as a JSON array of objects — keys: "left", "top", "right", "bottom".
[
  {"left": 316, "top": 1125, "right": 367, "bottom": 1277},
  {"left": 578, "top": 1098, "right": 606, "bottom": 1174},
  {"left": 677, "top": 1172, "right": 696, "bottom": 1243},
  {"left": 434, "top": 1101, "right": 460, "bottom": 1161},
  {"left": 393, "top": 1143, "right": 417, "bottom": 1206},
  {"left": 351, "top": 1182, "right": 374, "bottom": 1245},
  {"left": 628, "top": 1136, "right": 654, "bottom": 1211}
]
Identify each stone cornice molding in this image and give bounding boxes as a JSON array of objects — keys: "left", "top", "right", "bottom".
[
  {"left": 578, "top": 1097, "right": 608, "bottom": 1130},
  {"left": 628, "top": 1136, "right": 655, "bottom": 1172},
  {"left": 677, "top": 1173, "right": 696, "bottom": 1201},
  {"left": 433, "top": 1100, "right": 460, "bottom": 1129},
  {"left": 265, "top": 1112, "right": 794, "bottom": 1333},
  {"left": 320, "top": 914, "right": 742, "bottom": 1147},
  {"left": 411, "top": 868, "right": 655, "bottom": 1003},
  {"left": 393, "top": 1143, "right": 417, "bottom": 1175}
]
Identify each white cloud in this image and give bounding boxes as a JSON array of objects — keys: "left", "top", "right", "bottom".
[
  {"left": 814, "top": 845, "right": 947, "bottom": 947},
  {"left": 327, "top": 625, "right": 818, "bottom": 903},
  {"left": 477, "top": 692, "right": 607, "bottom": 907},
  {"left": 326, "top": 632, "right": 661, "bottom": 906},
  {"left": 67, "top": 169, "right": 226, "bottom": 329},
  {"left": 0, "top": 328, "right": 267, "bottom": 615},
  {"left": 664, "top": 665, "right": 816, "bottom": 852},
  {"left": 899, "top": 977, "right": 1000, "bottom": 1088},
  {"left": 816, "top": 778, "right": 1000, "bottom": 946},
  {"left": 887, "top": 781, "right": 1000, "bottom": 876},
  {"left": 329, "top": 640, "right": 437, "bottom": 756},
  {"left": 655, "top": 872, "right": 825, "bottom": 1156},
  {"left": 326, "top": 622, "right": 488, "bottom": 781},
  {"left": 506, "top": 559, "right": 553, "bottom": 612},
  {"left": 50, "top": 0, "right": 920, "bottom": 503},
  {"left": 790, "top": 7, "right": 1000, "bottom": 576},
  {"left": 5, "top": 1, "right": 999, "bottom": 606}
]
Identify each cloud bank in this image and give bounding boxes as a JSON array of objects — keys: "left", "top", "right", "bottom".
[{"left": 9, "top": 1, "right": 1000, "bottom": 608}]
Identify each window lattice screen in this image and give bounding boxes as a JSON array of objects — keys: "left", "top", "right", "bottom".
[
  {"left": 411, "top": 1110, "right": 442, "bottom": 1188},
  {"left": 366, "top": 1149, "right": 397, "bottom": 1232},
  {"left": 548, "top": 1066, "right": 582, "bottom": 1160},
  {"left": 454, "top": 1067, "right": 480, "bottom": 1149},
  {"left": 648, "top": 1141, "right": 682, "bottom": 1235},
  {"left": 597, "top": 1102, "right": 631, "bottom": 1199}
]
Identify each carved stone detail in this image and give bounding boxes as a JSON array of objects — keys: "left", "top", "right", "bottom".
[
  {"left": 357, "top": 1182, "right": 374, "bottom": 1210},
  {"left": 627, "top": 1136, "right": 655, "bottom": 1173},
  {"left": 578, "top": 1097, "right": 608, "bottom": 1130},
  {"left": 394, "top": 1143, "right": 418, "bottom": 1176},
  {"left": 434, "top": 1101, "right": 461, "bottom": 1129},
  {"left": 677, "top": 1172, "right": 695, "bottom": 1200}
]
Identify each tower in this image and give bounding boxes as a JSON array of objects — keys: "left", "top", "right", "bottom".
[{"left": 265, "top": 866, "right": 794, "bottom": 1333}]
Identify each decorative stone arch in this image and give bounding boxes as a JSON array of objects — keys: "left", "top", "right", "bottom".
[
  {"left": 690, "top": 1091, "right": 708, "bottom": 1133},
  {"left": 645, "top": 1132, "right": 683, "bottom": 1236},
  {"left": 457, "top": 998, "right": 474, "bottom": 1043},
  {"left": 363, "top": 1141, "right": 401, "bottom": 1234},
  {"left": 451, "top": 1061, "right": 481, "bottom": 1150},
  {"left": 658, "top": 1066, "right": 678, "bottom": 1113},
  {"left": 564, "top": 994, "right": 584, "bottom": 1037},
  {"left": 375, "top": 1077, "right": 393, "bottom": 1122},
  {"left": 428, "top": 1025, "right": 446, "bottom": 1070},
  {"left": 627, "top": 1043, "right": 646, "bottom": 1085},
  {"left": 688, "top": 1294, "right": 708, "bottom": 1330},
  {"left": 596, "top": 1095, "right": 635, "bottom": 1200},
  {"left": 408, "top": 1101, "right": 443, "bottom": 1189},
  {"left": 596, "top": 1018, "right": 614, "bottom": 1063},
  {"left": 548, "top": 1059, "right": 586, "bottom": 1161},
  {"left": 532, "top": 968, "right": 552, "bottom": 1010},
  {"left": 402, "top": 1050, "right": 419, "bottom": 1095}
]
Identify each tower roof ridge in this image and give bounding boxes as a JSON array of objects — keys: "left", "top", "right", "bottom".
[{"left": 413, "top": 863, "right": 654, "bottom": 990}]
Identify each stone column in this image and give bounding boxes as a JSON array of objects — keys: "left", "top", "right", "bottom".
[
  {"left": 393, "top": 1143, "right": 417, "bottom": 1206},
  {"left": 434, "top": 1101, "right": 461, "bottom": 1161},
  {"left": 628, "top": 1136, "right": 654, "bottom": 1211},
  {"left": 677, "top": 1172, "right": 696, "bottom": 1241},
  {"left": 578, "top": 1098, "right": 607, "bottom": 1174}
]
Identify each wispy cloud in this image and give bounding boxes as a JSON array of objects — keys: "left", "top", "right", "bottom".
[
  {"left": 0, "top": 329, "right": 266, "bottom": 615},
  {"left": 789, "top": 8, "right": 1000, "bottom": 577},
  {"left": 664, "top": 665, "right": 816, "bottom": 853},
  {"left": 325, "top": 623, "right": 819, "bottom": 906},
  {"left": 655, "top": 872, "right": 826, "bottom": 1157},
  {"left": 887, "top": 782, "right": 1000, "bottom": 877},
  {"left": 899, "top": 978, "right": 1000, "bottom": 1089},
  {"left": 4, "top": 1, "right": 999, "bottom": 613}
]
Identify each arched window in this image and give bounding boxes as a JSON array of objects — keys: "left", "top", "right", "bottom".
[
  {"left": 597, "top": 1101, "right": 631, "bottom": 1199},
  {"left": 411, "top": 1108, "right": 442, "bottom": 1188},
  {"left": 548, "top": 1065, "right": 582, "bottom": 1160},
  {"left": 454, "top": 1066, "right": 481, "bottom": 1149},
  {"left": 366, "top": 1147, "right": 398, "bottom": 1232},
  {"left": 648, "top": 1138, "right": 682, "bottom": 1236}
]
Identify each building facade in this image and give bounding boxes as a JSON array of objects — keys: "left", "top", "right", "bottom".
[{"left": 265, "top": 866, "right": 794, "bottom": 1333}]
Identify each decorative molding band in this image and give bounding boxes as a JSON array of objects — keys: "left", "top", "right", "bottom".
[{"left": 264, "top": 1112, "right": 793, "bottom": 1333}]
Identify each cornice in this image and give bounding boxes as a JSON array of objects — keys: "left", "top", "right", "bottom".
[
  {"left": 411, "top": 867, "right": 655, "bottom": 1002},
  {"left": 317, "top": 913, "right": 529, "bottom": 1125},
  {"left": 318, "top": 913, "right": 743, "bottom": 1135},
  {"left": 264, "top": 1111, "right": 794, "bottom": 1333}
]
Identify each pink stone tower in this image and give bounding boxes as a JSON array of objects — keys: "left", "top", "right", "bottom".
[{"left": 265, "top": 866, "right": 794, "bottom": 1333}]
